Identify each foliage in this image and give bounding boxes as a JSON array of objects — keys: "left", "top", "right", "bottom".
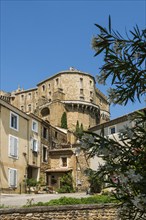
[
  {"left": 24, "top": 195, "right": 117, "bottom": 207},
  {"left": 57, "top": 173, "right": 75, "bottom": 193},
  {"left": 81, "top": 17, "right": 146, "bottom": 220},
  {"left": 75, "top": 120, "right": 84, "bottom": 138},
  {"left": 26, "top": 178, "right": 38, "bottom": 187},
  {"left": 92, "top": 16, "right": 146, "bottom": 105},
  {"left": 85, "top": 168, "right": 102, "bottom": 194},
  {"left": 61, "top": 112, "right": 67, "bottom": 129}
]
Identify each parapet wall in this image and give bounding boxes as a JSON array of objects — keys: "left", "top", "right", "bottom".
[{"left": 0, "top": 204, "right": 119, "bottom": 220}]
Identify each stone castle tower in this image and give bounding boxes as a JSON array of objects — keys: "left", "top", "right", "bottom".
[{"left": 9, "top": 68, "right": 110, "bottom": 131}]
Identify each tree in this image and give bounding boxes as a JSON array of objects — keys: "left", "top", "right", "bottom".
[
  {"left": 82, "top": 17, "right": 146, "bottom": 220},
  {"left": 75, "top": 121, "right": 84, "bottom": 139},
  {"left": 61, "top": 112, "right": 67, "bottom": 129},
  {"left": 57, "top": 172, "right": 75, "bottom": 193}
]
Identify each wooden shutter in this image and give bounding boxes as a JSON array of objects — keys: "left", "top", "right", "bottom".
[{"left": 9, "top": 168, "right": 17, "bottom": 187}]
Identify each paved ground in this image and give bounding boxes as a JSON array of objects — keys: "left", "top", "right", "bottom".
[{"left": 0, "top": 192, "right": 89, "bottom": 208}]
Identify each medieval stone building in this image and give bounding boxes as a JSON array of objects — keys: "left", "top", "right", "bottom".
[
  {"left": 0, "top": 68, "right": 110, "bottom": 192},
  {"left": 9, "top": 68, "right": 110, "bottom": 131}
]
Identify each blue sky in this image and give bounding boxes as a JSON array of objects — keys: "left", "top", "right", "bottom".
[{"left": 0, "top": 0, "right": 146, "bottom": 119}]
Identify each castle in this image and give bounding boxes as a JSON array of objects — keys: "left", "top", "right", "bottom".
[{"left": 0, "top": 68, "right": 110, "bottom": 193}]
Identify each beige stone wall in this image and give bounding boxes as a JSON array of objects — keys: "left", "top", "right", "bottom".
[
  {"left": 11, "top": 88, "right": 38, "bottom": 113},
  {"left": 0, "top": 204, "right": 118, "bottom": 220},
  {"left": 50, "top": 153, "right": 73, "bottom": 169},
  {"left": 0, "top": 102, "right": 29, "bottom": 193},
  {"left": 27, "top": 117, "right": 41, "bottom": 169}
]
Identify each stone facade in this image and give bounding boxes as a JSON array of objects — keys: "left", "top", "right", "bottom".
[
  {"left": 0, "top": 99, "right": 41, "bottom": 194},
  {"left": 0, "top": 204, "right": 119, "bottom": 220},
  {"left": 0, "top": 68, "right": 110, "bottom": 193},
  {"left": 9, "top": 68, "right": 110, "bottom": 131}
]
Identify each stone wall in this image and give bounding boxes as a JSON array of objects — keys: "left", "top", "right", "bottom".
[{"left": 0, "top": 204, "right": 119, "bottom": 220}]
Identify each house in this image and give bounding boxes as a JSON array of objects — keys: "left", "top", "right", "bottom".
[
  {"left": 88, "top": 108, "right": 145, "bottom": 171},
  {"left": 0, "top": 98, "right": 41, "bottom": 193}
]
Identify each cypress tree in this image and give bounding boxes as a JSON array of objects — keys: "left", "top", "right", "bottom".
[{"left": 61, "top": 112, "right": 67, "bottom": 129}]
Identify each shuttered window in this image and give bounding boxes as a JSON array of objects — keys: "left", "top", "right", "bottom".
[
  {"left": 32, "top": 120, "right": 38, "bottom": 132},
  {"left": 10, "top": 112, "right": 19, "bottom": 131},
  {"left": 8, "top": 168, "right": 17, "bottom": 188},
  {"left": 9, "top": 135, "right": 18, "bottom": 158},
  {"left": 32, "top": 138, "right": 38, "bottom": 152}
]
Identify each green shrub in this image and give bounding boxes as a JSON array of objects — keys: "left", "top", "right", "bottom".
[
  {"left": 58, "top": 173, "right": 75, "bottom": 193},
  {"left": 25, "top": 195, "right": 117, "bottom": 207},
  {"left": 26, "top": 178, "right": 38, "bottom": 187}
]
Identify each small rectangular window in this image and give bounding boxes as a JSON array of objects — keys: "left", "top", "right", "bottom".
[
  {"left": 90, "top": 91, "right": 93, "bottom": 97},
  {"left": 21, "top": 106, "right": 24, "bottom": 111},
  {"left": 42, "top": 85, "right": 45, "bottom": 91},
  {"left": 21, "top": 95, "right": 24, "bottom": 101},
  {"left": 56, "top": 78, "right": 59, "bottom": 85},
  {"left": 32, "top": 120, "right": 38, "bottom": 132},
  {"left": 109, "top": 126, "right": 116, "bottom": 134},
  {"left": 32, "top": 139, "right": 38, "bottom": 152},
  {"left": 61, "top": 157, "right": 67, "bottom": 167},
  {"left": 55, "top": 131, "right": 58, "bottom": 138},
  {"left": 9, "top": 168, "right": 17, "bottom": 188},
  {"left": 42, "top": 126, "right": 48, "bottom": 139},
  {"left": 10, "top": 112, "right": 19, "bottom": 131},
  {"left": 9, "top": 135, "right": 18, "bottom": 158},
  {"left": 42, "top": 146, "right": 48, "bottom": 162},
  {"left": 28, "top": 104, "right": 31, "bottom": 112},
  {"left": 28, "top": 93, "right": 31, "bottom": 99},
  {"left": 80, "top": 78, "right": 83, "bottom": 87},
  {"left": 80, "top": 89, "right": 83, "bottom": 95}
]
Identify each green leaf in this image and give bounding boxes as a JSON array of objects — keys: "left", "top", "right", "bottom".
[{"left": 109, "top": 15, "right": 111, "bottom": 34}]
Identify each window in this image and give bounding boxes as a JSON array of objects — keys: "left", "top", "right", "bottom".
[
  {"left": 21, "top": 106, "right": 24, "bottom": 111},
  {"left": 10, "top": 112, "right": 19, "bottom": 131},
  {"left": 48, "top": 83, "right": 51, "bottom": 89},
  {"left": 80, "top": 78, "right": 83, "bottom": 87},
  {"left": 42, "top": 146, "right": 48, "bottom": 162},
  {"left": 90, "top": 80, "right": 92, "bottom": 86},
  {"left": 42, "top": 126, "right": 48, "bottom": 139},
  {"left": 28, "top": 93, "right": 31, "bottom": 99},
  {"left": 90, "top": 91, "right": 93, "bottom": 97},
  {"left": 32, "top": 139, "right": 38, "bottom": 152},
  {"left": 80, "top": 89, "right": 84, "bottom": 95},
  {"left": 32, "top": 120, "right": 38, "bottom": 132},
  {"left": 49, "top": 91, "right": 51, "bottom": 96},
  {"left": 28, "top": 104, "right": 31, "bottom": 112},
  {"left": 51, "top": 175, "right": 57, "bottom": 185},
  {"left": 9, "top": 135, "right": 18, "bottom": 158},
  {"left": 56, "top": 78, "right": 59, "bottom": 85},
  {"left": 21, "top": 95, "right": 24, "bottom": 101},
  {"left": 109, "top": 126, "right": 116, "bottom": 134},
  {"left": 8, "top": 168, "right": 17, "bottom": 188},
  {"left": 55, "top": 131, "right": 58, "bottom": 138},
  {"left": 35, "top": 91, "right": 38, "bottom": 98},
  {"left": 42, "top": 85, "right": 45, "bottom": 91},
  {"left": 61, "top": 157, "right": 67, "bottom": 167}
]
